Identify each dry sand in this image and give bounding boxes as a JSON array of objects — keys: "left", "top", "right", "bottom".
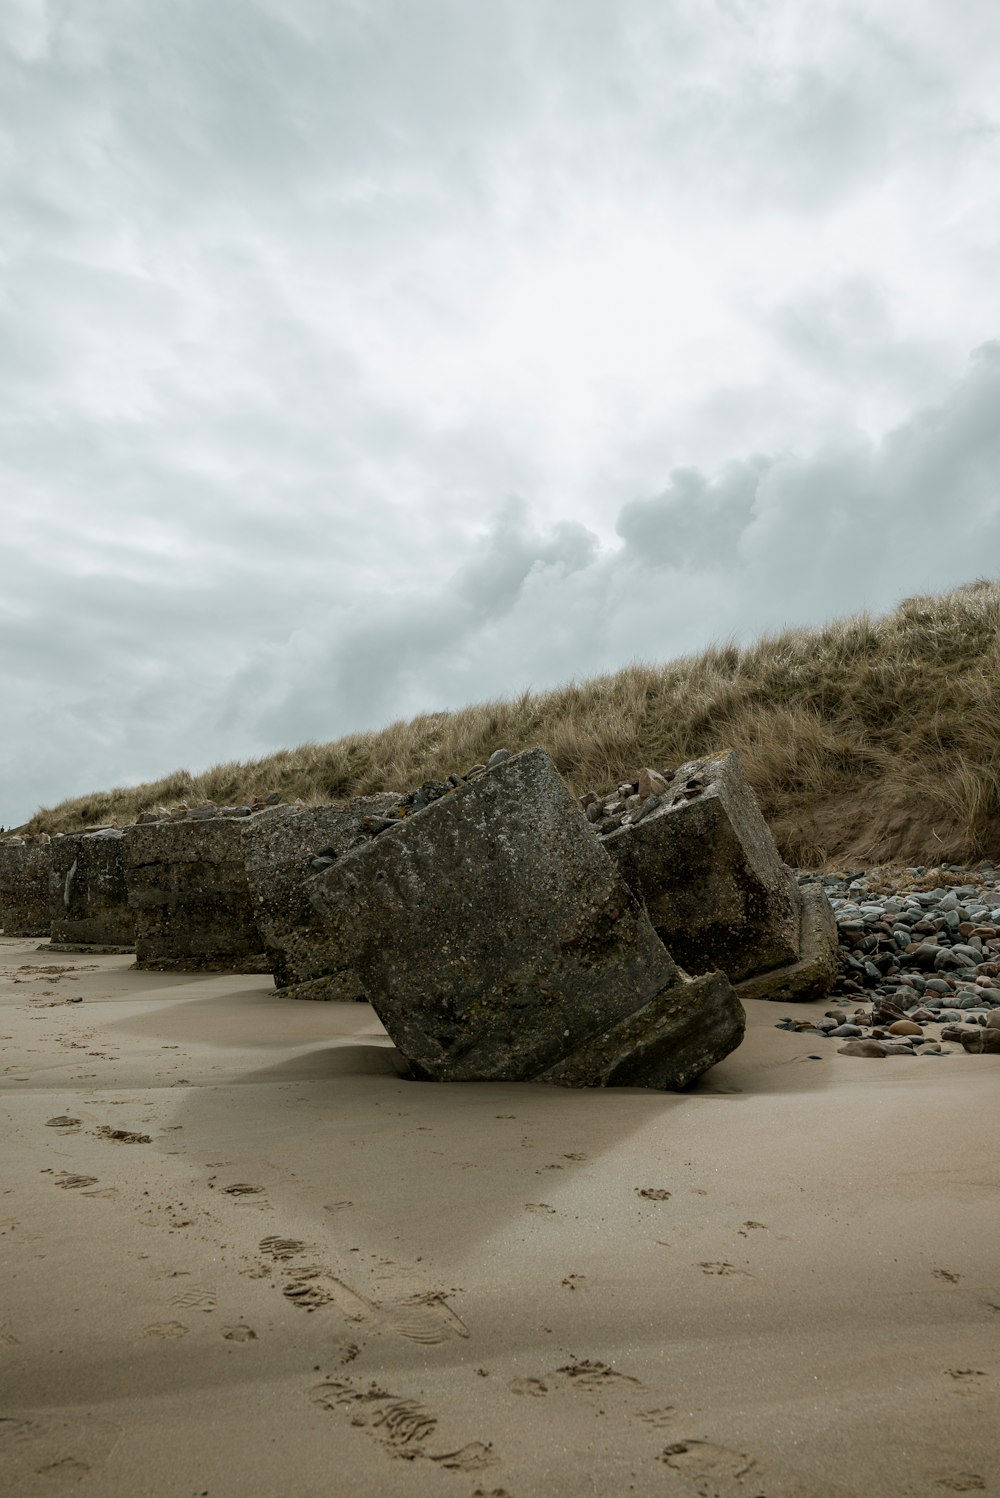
[{"left": 1, "top": 935, "right": 998, "bottom": 1498}]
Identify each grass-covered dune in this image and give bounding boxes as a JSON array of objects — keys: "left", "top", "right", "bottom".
[{"left": 18, "top": 580, "right": 1000, "bottom": 868}]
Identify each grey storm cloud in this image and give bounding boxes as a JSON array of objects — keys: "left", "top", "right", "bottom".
[{"left": 2, "top": 1, "right": 1000, "bottom": 823}]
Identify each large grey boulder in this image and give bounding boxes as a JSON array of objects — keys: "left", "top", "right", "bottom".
[
  {"left": 245, "top": 795, "right": 401, "bottom": 999},
  {"left": 49, "top": 829, "right": 134, "bottom": 948},
  {"left": 0, "top": 839, "right": 52, "bottom": 936},
  {"left": 123, "top": 816, "right": 272, "bottom": 970},
  {"left": 598, "top": 749, "right": 834, "bottom": 1001},
  {"left": 307, "top": 747, "right": 744, "bottom": 1089}
]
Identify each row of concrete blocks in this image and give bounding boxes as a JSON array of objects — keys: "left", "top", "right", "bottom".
[{"left": 0, "top": 749, "right": 838, "bottom": 1089}]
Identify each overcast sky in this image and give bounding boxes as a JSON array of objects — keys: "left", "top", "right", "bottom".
[{"left": 2, "top": 0, "right": 999, "bottom": 824}]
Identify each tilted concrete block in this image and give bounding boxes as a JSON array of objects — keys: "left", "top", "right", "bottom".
[
  {"left": 0, "top": 839, "right": 52, "bottom": 937},
  {"left": 49, "top": 829, "right": 134, "bottom": 948},
  {"left": 730, "top": 882, "right": 838, "bottom": 1005},
  {"left": 307, "top": 747, "right": 744, "bottom": 1088},
  {"left": 123, "top": 816, "right": 273, "bottom": 970},
  {"left": 600, "top": 749, "right": 807, "bottom": 984},
  {"left": 245, "top": 795, "right": 401, "bottom": 999}
]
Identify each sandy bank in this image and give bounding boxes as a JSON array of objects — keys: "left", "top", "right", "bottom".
[{"left": 1, "top": 937, "right": 997, "bottom": 1497}]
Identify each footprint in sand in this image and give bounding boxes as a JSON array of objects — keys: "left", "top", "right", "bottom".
[
  {"left": 555, "top": 1360, "right": 640, "bottom": 1393},
  {"left": 54, "top": 1174, "right": 98, "bottom": 1191},
  {"left": 283, "top": 1270, "right": 370, "bottom": 1317},
  {"left": 309, "top": 1379, "right": 496, "bottom": 1471},
  {"left": 698, "top": 1262, "right": 753, "bottom": 1279},
  {"left": 660, "top": 1438, "right": 756, "bottom": 1493},
  {"left": 283, "top": 1270, "right": 469, "bottom": 1344},
  {"left": 44, "top": 1116, "right": 81, "bottom": 1130},
  {"left": 637, "top": 1188, "right": 672, "bottom": 1201},
  {"left": 144, "top": 1322, "right": 189, "bottom": 1339},
  {"left": 932, "top": 1475, "right": 986, "bottom": 1492},
  {"left": 259, "top": 1235, "right": 308, "bottom": 1262},
  {"left": 222, "top": 1325, "right": 257, "bottom": 1342},
  {"left": 636, "top": 1407, "right": 677, "bottom": 1429},
  {"left": 934, "top": 1268, "right": 962, "bottom": 1283},
  {"left": 561, "top": 1274, "right": 586, "bottom": 1291},
  {"left": 382, "top": 1292, "right": 470, "bottom": 1345},
  {"left": 94, "top": 1126, "right": 150, "bottom": 1144},
  {"left": 170, "top": 1286, "right": 217, "bottom": 1313},
  {"left": 945, "top": 1369, "right": 988, "bottom": 1399},
  {"left": 222, "top": 1183, "right": 266, "bottom": 1197},
  {"left": 509, "top": 1377, "right": 549, "bottom": 1397},
  {"left": 524, "top": 1203, "right": 556, "bottom": 1216}
]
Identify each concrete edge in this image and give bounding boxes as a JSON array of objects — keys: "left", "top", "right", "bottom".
[{"left": 731, "top": 882, "right": 838, "bottom": 1004}]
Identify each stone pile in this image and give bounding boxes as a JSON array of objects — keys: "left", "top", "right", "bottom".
[
  {"left": 135, "top": 792, "right": 284, "bottom": 825},
  {"left": 0, "top": 835, "right": 52, "bottom": 936},
  {"left": 776, "top": 864, "right": 1000, "bottom": 1058},
  {"left": 306, "top": 747, "right": 746, "bottom": 1091},
  {"left": 48, "top": 828, "right": 133, "bottom": 950},
  {"left": 580, "top": 751, "right": 838, "bottom": 1005}
]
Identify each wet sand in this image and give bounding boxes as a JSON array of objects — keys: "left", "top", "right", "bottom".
[{"left": 1, "top": 935, "right": 998, "bottom": 1498}]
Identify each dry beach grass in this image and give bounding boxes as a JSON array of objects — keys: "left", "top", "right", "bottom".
[{"left": 20, "top": 580, "right": 1000, "bottom": 869}]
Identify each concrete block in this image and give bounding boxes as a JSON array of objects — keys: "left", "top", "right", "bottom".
[
  {"left": 307, "top": 747, "right": 744, "bottom": 1088},
  {"left": 534, "top": 971, "right": 743, "bottom": 1090},
  {"left": 245, "top": 795, "right": 401, "bottom": 999},
  {"left": 48, "top": 829, "right": 134, "bottom": 948},
  {"left": 600, "top": 749, "right": 806, "bottom": 984},
  {"left": 123, "top": 816, "right": 272, "bottom": 970},
  {"left": 731, "top": 882, "right": 839, "bottom": 1004},
  {"left": 0, "top": 839, "right": 51, "bottom": 936}
]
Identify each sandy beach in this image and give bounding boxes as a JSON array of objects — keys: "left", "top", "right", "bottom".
[{"left": 1, "top": 936, "right": 997, "bottom": 1498}]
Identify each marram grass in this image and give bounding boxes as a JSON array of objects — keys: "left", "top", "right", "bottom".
[{"left": 18, "top": 580, "right": 1000, "bottom": 869}]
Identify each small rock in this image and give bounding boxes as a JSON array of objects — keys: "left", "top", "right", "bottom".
[
  {"left": 630, "top": 794, "right": 661, "bottom": 826},
  {"left": 637, "top": 767, "right": 669, "bottom": 799},
  {"left": 958, "top": 1027, "right": 1000, "bottom": 1054},
  {"left": 838, "top": 1040, "right": 888, "bottom": 1057},
  {"left": 486, "top": 749, "right": 510, "bottom": 769},
  {"left": 887, "top": 1020, "right": 923, "bottom": 1036}
]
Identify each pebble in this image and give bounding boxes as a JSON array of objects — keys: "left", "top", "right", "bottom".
[{"left": 795, "top": 860, "right": 1000, "bottom": 1066}]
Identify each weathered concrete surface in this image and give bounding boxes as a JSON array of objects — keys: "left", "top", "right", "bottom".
[
  {"left": 123, "top": 817, "right": 271, "bottom": 971},
  {"left": 49, "top": 830, "right": 134, "bottom": 947},
  {"left": 731, "top": 882, "right": 839, "bottom": 1004},
  {"left": 245, "top": 795, "right": 401, "bottom": 999},
  {"left": 308, "top": 746, "right": 743, "bottom": 1089},
  {"left": 534, "top": 972, "right": 744, "bottom": 1089},
  {"left": 0, "top": 841, "right": 51, "bottom": 937},
  {"left": 602, "top": 750, "right": 805, "bottom": 985}
]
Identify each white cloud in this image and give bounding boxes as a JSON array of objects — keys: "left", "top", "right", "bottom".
[{"left": 1, "top": 1, "right": 999, "bottom": 823}]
